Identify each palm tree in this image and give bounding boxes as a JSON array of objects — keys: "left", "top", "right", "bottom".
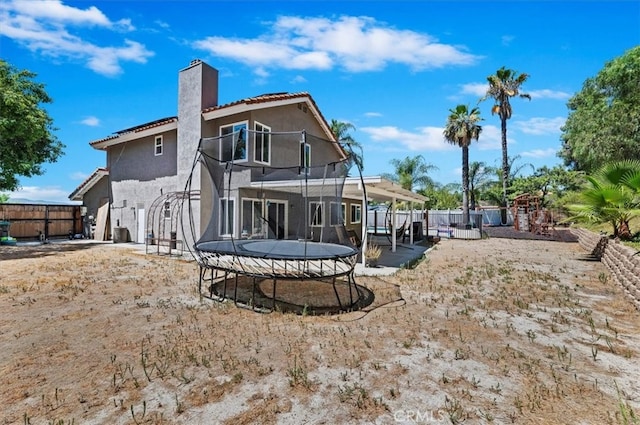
[
  {"left": 330, "top": 119, "right": 364, "bottom": 172},
  {"left": 468, "top": 161, "right": 492, "bottom": 211},
  {"left": 443, "top": 104, "right": 482, "bottom": 225},
  {"left": 482, "top": 67, "right": 531, "bottom": 223},
  {"left": 568, "top": 160, "right": 640, "bottom": 239},
  {"left": 382, "top": 155, "right": 438, "bottom": 192}
]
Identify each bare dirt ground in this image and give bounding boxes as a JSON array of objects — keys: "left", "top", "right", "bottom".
[{"left": 1, "top": 230, "right": 639, "bottom": 425}]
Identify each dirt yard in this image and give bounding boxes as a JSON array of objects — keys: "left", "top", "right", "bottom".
[{"left": 1, "top": 231, "right": 639, "bottom": 424}]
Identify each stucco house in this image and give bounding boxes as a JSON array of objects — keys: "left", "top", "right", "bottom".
[{"left": 70, "top": 59, "right": 426, "bottom": 258}]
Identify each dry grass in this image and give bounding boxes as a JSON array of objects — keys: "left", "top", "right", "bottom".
[{"left": 1, "top": 237, "right": 639, "bottom": 424}]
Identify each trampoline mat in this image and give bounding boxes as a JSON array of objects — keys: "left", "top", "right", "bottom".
[{"left": 196, "top": 239, "right": 358, "bottom": 260}]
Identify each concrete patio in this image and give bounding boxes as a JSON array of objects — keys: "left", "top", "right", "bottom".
[{"left": 354, "top": 234, "right": 434, "bottom": 276}]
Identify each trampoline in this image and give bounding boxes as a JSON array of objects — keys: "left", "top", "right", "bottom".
[{"left": 183, "top": 128, "right": 371, "bottom": 314}]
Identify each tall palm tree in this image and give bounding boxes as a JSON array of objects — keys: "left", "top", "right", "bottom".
[
  {"left": 382, "top": 155, "right": 438, "bottom": 192},
  {"left": 482, "top": 67, "right": 531, "bottom": 223},
  {"left": 443, "top": 104, "right": 482, "bottom": 225},
  {"left": 329, "top": 119, "right": 364, "bottom": 172}
]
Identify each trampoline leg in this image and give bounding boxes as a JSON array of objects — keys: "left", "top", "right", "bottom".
[
  {"left": 272, "top": 278, "right": 277, "bottom": 312},
  {"left": 348, "top": 275, "right": 354, "bottom": 306},
  {"left": 222, "top": 270, "right": 229, "bottom": 302},
  {"left": 233, "top": 273, "right": 239, "bottom": 307},
  {"left": 251, "top": 277, "right": 257, "bottom": 311},
  {"left": 332, "top": 277, "right": 343, "bottom": 310},
  {"left": 198, "top": 266, "right": 203, "bottom": 295}
]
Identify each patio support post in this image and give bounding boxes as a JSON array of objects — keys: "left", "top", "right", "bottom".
[
  {"left": 360, "top": 182, "right": 367, "bottom": 267},
  {"left": 409, "top": 202, "right": 414, "bottom": 244},
  {"left": 392, "top": 197, "right": 397, "bottom": 253}
]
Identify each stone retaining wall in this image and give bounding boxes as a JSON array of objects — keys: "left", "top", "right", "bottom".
[{"left": 572, "top": 228, "right": 640, "bottom": 309}]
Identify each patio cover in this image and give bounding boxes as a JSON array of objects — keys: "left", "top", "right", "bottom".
[{"left": 250, "top": 176, "right": 429, "bottom": 262}]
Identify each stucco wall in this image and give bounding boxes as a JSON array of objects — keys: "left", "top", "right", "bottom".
[
  {"left": 110, "top": 176, "right": 177, "bottom": 243},
  {"left": 177, "top": 61, "right": 218, "bottom": 245},
  {"left": 107, "top": 130, "right": 177, "bottom": 182},
  {"left": 82, "top": 176, "right": 109, "bottom": 238}
]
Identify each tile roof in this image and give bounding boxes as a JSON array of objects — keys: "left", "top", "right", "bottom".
[
  {"left": 202, "top": 92, "right": 332, "bottom": 136},
  {"left": 89, "top": 92, "right": 334, "bottom": 147},
  {"left": 90, "top": 117, "right": 177, "bottom": 146},
  {"left": 202, "top": 92, "right": 310, "bottom": 113},
  {"left": 68, "top": 167, "right": 109, "bottom": 201}
]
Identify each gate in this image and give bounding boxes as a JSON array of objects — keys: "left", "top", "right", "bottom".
[{"left": 0, "top": 203, "right": 83, "bottom": 240}]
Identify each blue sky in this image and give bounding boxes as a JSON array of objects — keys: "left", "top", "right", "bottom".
[{"left": 1, "top": 0, "right": 638, "bottom": 203}]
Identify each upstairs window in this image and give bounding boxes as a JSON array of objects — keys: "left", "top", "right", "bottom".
[
  {"left": 254, "top": 122, "right": 271, "bottom": 164},
  {"left": 155, "top": 136, "right": 163, "bottom": 156},
  {"left": 163, "top": 201, "right": 171, "bottom": 219},
  {"left": 220, "top": 122, "right": 248, "bottom": 162}
]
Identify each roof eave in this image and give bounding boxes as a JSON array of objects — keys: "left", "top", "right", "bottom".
[
  {"left": 68, "top": 169, "right": 109, "bottom": 201},
  {"left": 90, "top": 120, "right": 178, "bottom": 150}
]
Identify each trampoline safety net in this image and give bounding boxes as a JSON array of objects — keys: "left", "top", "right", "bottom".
[{"left": 183, "top": 128, "right": 369, "bottom": 314}]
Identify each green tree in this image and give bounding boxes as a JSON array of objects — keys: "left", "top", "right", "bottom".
[
  {"left": 420, "top": 182, "right": 461, "bottom": 210},
  {"left": 443, "top": 104, "right": 482, "bottom": 225},
  {"left": 468, "top": 161, "right": 492, "bottom": 210},
  {"left": 482, "top": 66, "right": 531, "bottom": 221},
  {"left": 559, "top": 46, "right": 640, "bottom": 173},
  {"left": 382, "top": 155, "right": 438, "bottom": 192},
  {"left": 568, "top": 160, "right": 640, "bottom": 239},
  {"left": 481, "top": 156, "right": 534, "bottom": 211},
  {"left": 0, "top": 60, "right": 64, "bottom": 191},
  {"left": 329, "top": 119, "right": 364, "bottom": 172},
  {"left": 510, "top": 165, "right": 584, "bottom": 208}
]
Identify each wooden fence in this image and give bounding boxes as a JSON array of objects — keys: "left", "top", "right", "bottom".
[{"left": 0, "top": 204, "right": 83, "bottom": 240}]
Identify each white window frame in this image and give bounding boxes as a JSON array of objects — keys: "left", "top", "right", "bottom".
[
  {"left": 309, "top": 201, "right": 324, "bottom": 227},
  {"left": 330, "top": 202, "right": 346, "bottom": 227},
  {"left": 220, "top": 121, "right": 248, "bottom": 163},
  {"left": 254, "top": 122, "right": 271, "bottom": 165},
  {"left": 163, "top": 201, "right": 171, "bottom": 220},
  {"left": 350, "top": 204, "right": 361, "bottom": 224},
  {"left": 300, "top": 142, "right": 311, "bottom": 175},
  {"left": 241, "top": 198, "right": 264, "bottom": 239},
  {"left": 154, "top": 136, "right": 163, "bottom": 156},
  {"left": 219, "top": 198, "right": 235, "bottom": 237}
]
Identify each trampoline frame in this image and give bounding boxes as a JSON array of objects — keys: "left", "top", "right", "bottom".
[{"left": 195, "top": 239, "right": 362, "bottom": 312}]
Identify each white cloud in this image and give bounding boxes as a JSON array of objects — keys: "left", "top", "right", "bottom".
[
  {"left": 155, "top": 20, "right": 170, "bottom": 30},
  {"left": 361, "top": 122, "right": 506, "bottom": 153},
  {"left": 460, "top": 82, "right": 487, "bottom": 97},
  {"left": 194, "top": 15, "right": 481, "bottom": 75},
  {"left": 290, "top": 75, "right": 307, "bottom": 84},
  {"left": 502, "top": 35, "right": 515, "bottom": 46},
  {"left": 458, "top": 84, "right": 570, "bottom": 102},
  {"left": 361, "top": 125, "right": 454, "bottom": 152},
  {"left": 81, "top": 116, "right": 100, "bottom": 126},
  {"left": 70, "top": 171, "right": 89, "bottom": 180},
  {"left": 528, "top": 89, "right": 571, "bottom": 100},
  {"left": 475, "top": 125, "right": 504, "bottom": 151},
  {"left": 9, "top": 0, "right": 112, "bottom": 27},
  {"left": 364, "top": 112, "right": 382, "bottom": 118},
  {"left": 0, "top": 0, "right": 153, "bottom": 76},
  {"left": 3, "top": 185, "right": 76, "bottom": 203},
  {"left": 520, "top": 148, "right": 558, "bottom": 158},
  {"left": 513, "top": 117, "right": 565, "bottom": 135}
]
